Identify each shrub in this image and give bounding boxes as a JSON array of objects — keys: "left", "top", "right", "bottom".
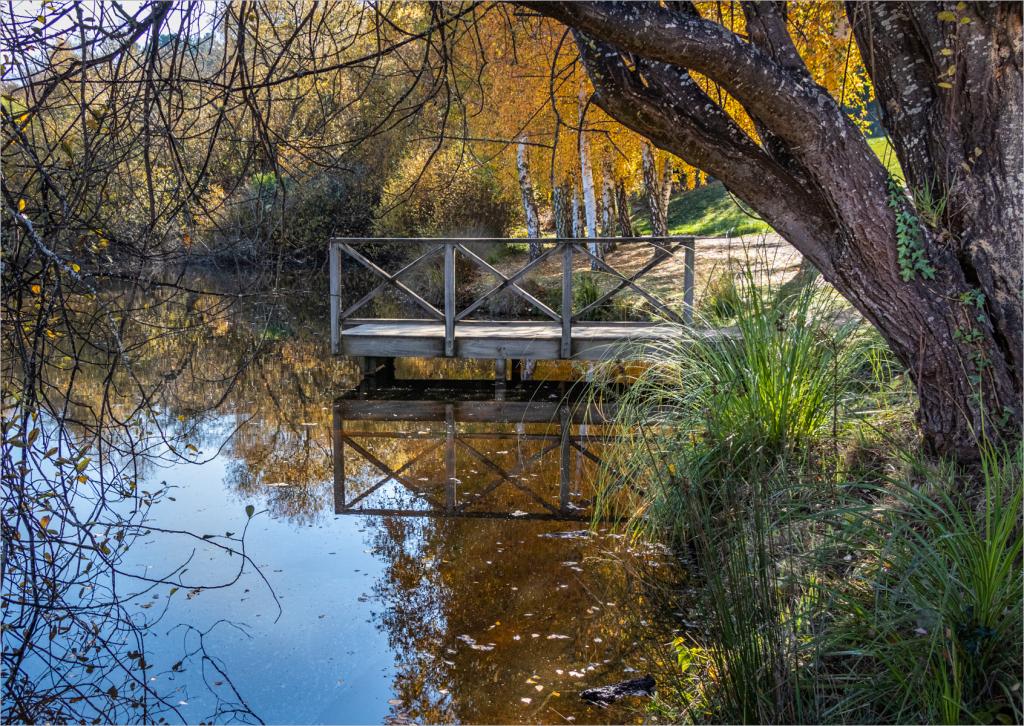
[
  {"left": 212, "top": 169, "right": 377, "bottom": 263},
  {"left": 374, "top": 147, "right": 518, "bottom": 239}
]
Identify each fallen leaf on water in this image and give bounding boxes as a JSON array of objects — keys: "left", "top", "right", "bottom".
[
  {"left": 388, "top": 699, "right": 402, "bottom": 706},
  {"left": 519, "top": 697, "right": 532, "bottom": 705}
]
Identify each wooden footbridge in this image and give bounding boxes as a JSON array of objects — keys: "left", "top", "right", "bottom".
[{"left": 328, "top": 236, "right": 700, "bottom": 368}]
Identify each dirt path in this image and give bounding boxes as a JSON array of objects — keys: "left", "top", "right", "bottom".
[{"left": 480, "top": 232, "right": 803, "bottom": 311}]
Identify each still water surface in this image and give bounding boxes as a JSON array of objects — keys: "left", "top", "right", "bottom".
[{"left": 24, "top": 287, "right": 684, "bottom": 724}]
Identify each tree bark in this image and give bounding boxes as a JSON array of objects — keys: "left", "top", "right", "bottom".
[
  {"left": 641, "top": 143, "right": 669, "bottom": 236},
  {"left": 600, "top": 161, "right": 615, "bottom": 234},
  {"left": 615, "top": 179, "right": 635, "bottom": 237},
  {"left": 529, "top": 0, "right": 1022, "bottom": 460},
  {"left": 516, "top": 136, "right": 542, "bottom": 260},
  {"left": 553, "top": 183, "right": 572, "bottom": 239},
  {"left": 661, "top": 156, "right": 674, "bottom": 224},
  {"left": 571, "top": 186, "right": 583, "bottom": 239}
]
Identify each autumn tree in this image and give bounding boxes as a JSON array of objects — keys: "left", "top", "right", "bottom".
[{"left": 530, "top": 1, "right": 1022, "bottom": 459}]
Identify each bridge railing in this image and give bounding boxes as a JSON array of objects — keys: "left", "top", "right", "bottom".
[{"left": 328, "top": 236, "right": 695, "bottom": 356}]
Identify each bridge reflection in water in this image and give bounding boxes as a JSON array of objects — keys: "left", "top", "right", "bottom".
[{"left": 332, "top": 379, "right": 621, "bottom": 521}]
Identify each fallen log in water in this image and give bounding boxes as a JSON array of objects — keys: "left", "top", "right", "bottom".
[{"left": 580, "top": 674, "right": 656, "bottom": 705}]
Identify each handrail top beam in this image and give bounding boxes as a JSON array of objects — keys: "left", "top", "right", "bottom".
[{"left": 329, "top": 235, "right": 695, "bottom": 246}]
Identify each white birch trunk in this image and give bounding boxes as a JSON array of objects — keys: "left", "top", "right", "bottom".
[
  {"left": 578, "top": 86, "right": 600, "bottom": 267},
  {"left": 516, "top": 136, "right": 542, "bottom": 259}
]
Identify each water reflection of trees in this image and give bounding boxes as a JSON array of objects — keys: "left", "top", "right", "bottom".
[
  {"left": 2, "top": 273, "right": 351, "bottom": 721},
  {"left": 368, "top": 511, "right": 685, "bottom": 724}
]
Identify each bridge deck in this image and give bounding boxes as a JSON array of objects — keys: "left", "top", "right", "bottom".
[{"left": 337, "top": 320, "right": 726, "bottom": 360}]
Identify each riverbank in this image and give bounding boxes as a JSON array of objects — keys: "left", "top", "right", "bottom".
[{"left": 590, "top": 267, "right": 1023, "bottom": 724}]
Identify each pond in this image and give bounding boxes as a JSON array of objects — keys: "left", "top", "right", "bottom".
[{"left": 4, "top": 281, "right": 686, "bottom": 724}]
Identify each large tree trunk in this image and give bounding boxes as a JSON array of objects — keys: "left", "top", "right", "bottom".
[
  {"left": 532, "top": 1, "right": 1022, "bottom": 460},
  {"left": 516, "top": 136, "right": 542, "bottom": 260}
]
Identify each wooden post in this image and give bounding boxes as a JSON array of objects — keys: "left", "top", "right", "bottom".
[
  {"left": 682, "top": 236, "right": 695, "bottom": 324},
  {"left": 559, "top": 404, "right": 571, "bottom": 510},
  {"left": 380, "top": 357, "right": 395, "bottom": 383},
  {"left": 329, "top": 242, "right": 341, "bottom": 354},
  {"left": 445, "top": 403, "right": 456, "bottom": 509},
  {"left": 561, "top": 241, "right": 572, "bottom": 358},
  {"left": 444, "top": 242, "right": 456, "bottom": 357},
  {"left": 332, "top": 403, "right": 346, "bottom": 513},
  {"left": 495, "top": 358, "right": 507, "bottom": 381}
]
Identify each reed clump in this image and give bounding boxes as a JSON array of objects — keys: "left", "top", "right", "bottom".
[{"left": 591, "top": 264, "right": 1022, "bottom": 724}]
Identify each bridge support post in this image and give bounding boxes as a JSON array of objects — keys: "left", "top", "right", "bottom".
[
  {"left": 682, "top": 237, "right": 695, "bottom": 324},
  {"left": 332, "top": 404, "right": 346, "bottom": 513},
  {"left": 561, "top": 242, "right": 573, "bottom": 358},
  {"left": 361, "top": 357, "right": 395, "bottom": 383},
  {"left": 329, "top": 242, "right": 341, "bottom": 355},
  {"left": 445, "top": 404, "right": 457, "bottom": 510},
  {"left": 444, "top": 243, "right": 455, "bottom": 357},
  {"left": 559, "top": 404, "right": 571, "bottom": 511}
]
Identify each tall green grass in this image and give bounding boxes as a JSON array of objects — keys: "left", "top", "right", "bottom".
[
  {"left": 818, "top": 441, "right": 1023, "bottom": 724},
  {"left": 590, "top": 262, "right": 1022, "bottom": 724},
  {"left": 595, "top": 263, "right": 870, "bottom": 528}
]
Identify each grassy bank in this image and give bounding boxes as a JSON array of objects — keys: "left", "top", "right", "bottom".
[
  {"left": 634, "top": 136, "right": 904, "bottom": 239},
  {"left": 592, "top": 267, "right": 1022, "bottom": 724}
]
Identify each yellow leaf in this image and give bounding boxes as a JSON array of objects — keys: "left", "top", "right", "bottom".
[
  {"left": 940, "top": 48, "right": 954, "bottom": 56},
  {"left": 17, "top": 199, "right": 25, "bottom": 212},
  {"left": 36, "top": 14, "right": 44, "bottom": 23},
  {"left": 937, "top": 82, "right": 953, "bottom": 89},
  {"left": 936, "top": 10, "right": 957, "bottom": 21},
  {"left": 974, "top": 147, "right": 983, "bottom": 157},
  {"left": 70, "top": 263, "right": 80, "bottom": 273},
  {"left": 955, "top": 1, "right": 967, "bottom": 8},
  {"left": 39, "top": 516, "right": 50, "bottom": 529},
  {"left": 960, "top": 16, "right": 971, "bottom": 24},
  {"left": 30, "top": 284, "right": 41, "bottom": 295}
]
